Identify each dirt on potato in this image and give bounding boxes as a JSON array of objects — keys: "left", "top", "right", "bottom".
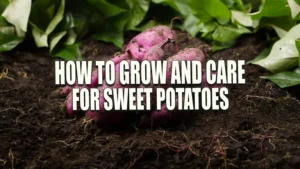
[{"left": 0, "top": 32, "right": 300, "bottom": 169}]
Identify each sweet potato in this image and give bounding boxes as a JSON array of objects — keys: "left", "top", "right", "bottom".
[
  {"left": 60, "top": 24, "right": 215, "bottom": 129},
  {"left": 142, "top": 39, "right": 178, "bottom": 61},
  {"left": 87, "top": 110, "right": 126, "bottom": 128},
  {"left": 66, "top": 86, "right": 87, "bottom": 115},
  {"left": 65, "top": 60, "right": 126, "bottom": 116},
  {"left": 139, "top": 96, "right": 190, "bottom": 128},
  {"left": 126, "top": 25, "right": 178, "bottom": 61},
  {"left": 201, "top": 72, "right": 221, "bottom": 88},
  {"left": 61, "top": 85, "right": 73, "bottom": 95},
  {"left": 169, "top": 48, "right": 205, "bottom": 62},
  {"left": 86, "top": 85, "right": 127, "bottom": 128},
  {"left": 61, "top": 25, "right": 178, "bottom": 94},
  {"left": 86, "top": 61, "right": 131, "bottom": 125},
  {"left": 166, "top": 48, "right": 206, "bottom": 82}
]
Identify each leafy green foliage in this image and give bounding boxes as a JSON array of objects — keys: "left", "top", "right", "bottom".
[
  {"left": 296, "top": 38, "right": 300, "bottom": 68},
  {"left": 0, "top": 0, "right": 27, "bottom": 52},
  {"left": 288, "top": 0, "right": 300, "bottom": 18},
  {"left": 1, "top": 0, "right": 298, "bottom": 55},
  {"left": 251, "top": 0, "right": 291, "bottom": 19},
  {"left": 88, "top": 0, "right": 126, "bottom": 17},
  {"left": 253, "top": 24, "right": 300, "bottom": 73},
  {"left": 0, "top": 0, "right": 151, "bottom": 60},
  {"left": 92, "top": 14, "right": 128, "bottom": 48},
  {"left": 261, "top": 69, "right": 300, "bottom": 88},
  {"left": 125, "top": 0, "right": 150, "bottom": 30},
  {"left": 188, "top": 0, "right": 231, "bottom": 25},
  {"left": 0, "top": 0, "right": 299, "bottom": 64},
  {"left": 52, "top": 43, "right": 82, "bottom": 61},
  {"left": 252, "top": 24, "right": 300, "bottom": 88}
]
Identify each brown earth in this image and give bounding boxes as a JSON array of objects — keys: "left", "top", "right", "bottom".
[{"left": 0, "top": 32, "right": 300, "bottom": 169}]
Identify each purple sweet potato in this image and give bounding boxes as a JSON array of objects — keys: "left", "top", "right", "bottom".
[
  {"left": 61, "top": 25, "right": 178, "bottom": 95},
  {"left": 169, "top": 48, "right": 205, "bottom": 62},
  {"left": 202, "top": 72, "right": 221, "bottom": 88},
  {"left": 166, "top": 48, "right": 206, "bottom": 82},
  {"left": 86, "top": 85, "right": 126, "bottom": 127},
  {"left": 142, "top": 39, "right": 178, "bottom": 61},
  {"left": 89, "top": 68, "right": 100, "bottom": 88},
  {"left": 87, "top": 110, "right": 125, "bottom": 128},
  {"left": 138, "top": 104, "right": 168, "bottom": 128},
  {"left": 66, "top": 92, "right": 74, "bottom": 115},
  {"left": 139, "top": 96, "right": 190, "bottom": 128},
  {"left": 65, "top": 60, "right": 126, "bottom": 117},
  {"left": 66, "top": 86, "right": 87, "bottom": 115},
  {"left": 61, "top": 85, "right": 74, "bottom": 95},
  {"left": 109, "top": 53, "right": 129, "bottom": 67},
  {"left": 126, "top": 25, "right": 179, "bottom": 61},
  {"left": 86, "top": 61, "right": 131, "bottom": 125}
]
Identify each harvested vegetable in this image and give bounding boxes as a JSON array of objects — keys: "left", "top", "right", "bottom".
[
  {"left": 125, "top": 25, "right": 178, "bottom": 61},
  {"left": 61, "top": 25, "right": 211, "bottom": 128},
  {"left": 166, "top": 48, "right": 206, "bottom": 82}
]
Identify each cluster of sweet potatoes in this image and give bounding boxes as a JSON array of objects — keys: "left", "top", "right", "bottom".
[{"left": 61, "top": 25, "right": 209, "bottom": 128}]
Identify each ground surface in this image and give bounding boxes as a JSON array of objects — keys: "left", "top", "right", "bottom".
[{"left": 1, "top": 32, "right": 300, "bottom": 169}]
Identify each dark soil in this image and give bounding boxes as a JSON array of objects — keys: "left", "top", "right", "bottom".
[{"left": 1, "top": 32, "right": 300, "bottom": 169}]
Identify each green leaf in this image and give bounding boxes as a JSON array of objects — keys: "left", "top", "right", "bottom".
[
  {"left": 132, "top": 20, "right": 156, "bottom": 32},
  {"left": 221, "top": 0, "right": 235, "bottom": 8},
  {"left": 0, "top": 0, "right": 9, "bottom": 14},
  {"left": 212, "top": 25, "right": 251, "bottom": 42},
  {"left": 234, "top": 0, "right": 247, "bottom": 12},
  {"left": 212, "top": 40, "right": 236, "bottom": 51},
  {"left": 269, "top": 25, "right": 288, "bottom": 38},
  {"left": 2, "top": 0, "right": 31, "bottom": 33},
  {"left": 188, "top": 0, "right": 231, "bottom": 25},
  {"left": 248, "top": 48, "right": 271, "bottom": 64},
  {"left": 0, "top": 32, "right": 23, "bottom": 52},
  {"left": 231, "top": 10, "right": 253, "bottom": 27},
  {"left": 152, "top": 0, "right": 192, "bottom": 17},
  {"left": 125, "top": 0, "right": 149, "bottom": 30},
  {"left": 88, "top": 0, "right": 126, "bottom": 17},
  {"left": 52, "top": 43, "right": 81, "bottom": 60},
  {"left": 251, "top": 0, "right": 291, "bottom": 19},
  {"left": 198, "top": 21, "right": 217, "bottom": 36},
  {"left": 259, "top": 16, "right": 296, "bottom": 33},
  {"left": 62, "top": 0, "right": 97, "bottom": 38},
  {"left": 296, "top": 39, "right": 300, "bottom": 67},
  {"left": 288, "top": 0, "right": 300, "bottom": 18},
  {"left": 31, "top": 0, "right": 65, "bottom": 48},
  {"left": 45, "top": 0, "right": 65, "bottom": 35},
  {"left": 261, "top": 69, "right": 300, "bottom": 88},
  {"left": 0, "top": 16, "right": 23, "bottom": 51},
  {"left": 243, "top": 0, "right": 263, "bottom": 12},
  {"left": 54, "top": 12, "right": 75, "bottom": 31},
  {"left": 50, "top": 31, "right": 67, "bottom": 52},
  {"left": 296, "top": 39, "right": 300, "bottom": 52},
  {"left": 92, "top": 14, "right": 128, "bottom": 48},
  {"left": 253, "top": 24, "right": 300, "bottom": 73},
  {"left": 0, "top": 16, "right": 15, "bottom": 34},
  {"left": 183, "top": 14, "right": 201, "bottom": 37},
  {"left": 65, "top": 29, "right": 77, "bottom": 45},
  {"left": 0, "top": 26, "right": 15, "bottom": 35},
  {"left": 30, "top": 0, "right": 61, "bottom": 31},
  {"left": 32, "top": 27, "right": 48, "bottom": 47}
]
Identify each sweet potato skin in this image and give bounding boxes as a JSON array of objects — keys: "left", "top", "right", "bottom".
[
  {"left": 166, "top": 48, "right": 206, "bottom": 82},
  {"left": 126, "top": 25, "right": 178, "bottom": 61}
]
